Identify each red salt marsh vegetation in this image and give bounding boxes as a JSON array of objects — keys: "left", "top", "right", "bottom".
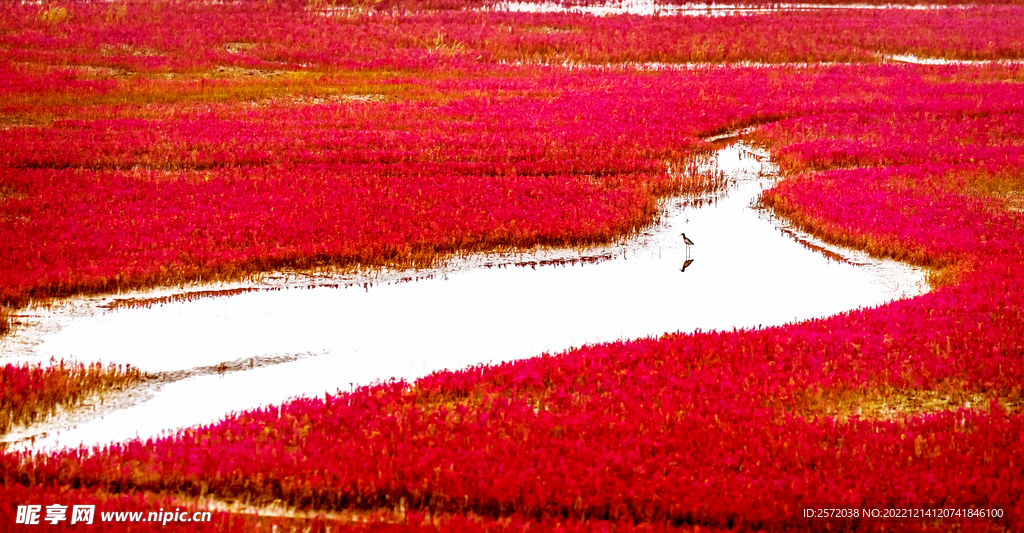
[
  {"left": 0, "top": 306, "right": 10, "bottom": 336},
  {"left": 3, "top": 0, "right": 1024, "bottom": 531},
  {"left": 0, "top": 362, "right": 144, "bottom": 435},
  {"left": 4, "top": 1, "right": 1024, "bottom": 75}
]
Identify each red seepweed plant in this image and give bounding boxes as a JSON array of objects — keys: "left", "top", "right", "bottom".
[{"left": 0, "top": 362, "right": 145, "bottom": 435}]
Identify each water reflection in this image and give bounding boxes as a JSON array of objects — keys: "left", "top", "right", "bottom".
[{"left": 0, "top": 144, "right": 928, "bottom": 450}]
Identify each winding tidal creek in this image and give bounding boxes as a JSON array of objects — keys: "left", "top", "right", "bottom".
[{"left": 0, "top": 143, "right": 928, "bottom": 450}]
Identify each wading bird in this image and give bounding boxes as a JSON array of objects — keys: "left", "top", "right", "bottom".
[{"left": 681, "top": 232, "right": 694, "bottom": 259}]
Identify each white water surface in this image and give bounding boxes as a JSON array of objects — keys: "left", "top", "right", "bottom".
[
  {"left": 886, "top": 54, "right": 1024, "bottom": 66},
  {"left": 0, "top": 144, "right": 928, "bottom": 450},
  {"left": 488, "top": 1, "right": 980, "bottom": 16},
  {"left": 316, "top": 2, "right": 985, "bottom": 19}
]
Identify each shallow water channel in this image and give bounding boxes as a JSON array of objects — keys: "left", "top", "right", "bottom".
[
  {"left": 1, "top": 144, "right": 928, "bottom": 450},
  {"left": 489, "top": 1, "right": 968, "bottom": 16}
]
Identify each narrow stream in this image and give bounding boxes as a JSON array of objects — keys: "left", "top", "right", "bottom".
[
  {"left": 0, "top": 144, "right": 928, "bottom": 450},
  {"left": 487, "top": 1, "right": 967, "bottom": 16}
]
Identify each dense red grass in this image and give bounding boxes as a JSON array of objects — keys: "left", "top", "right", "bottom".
[
  {"left": 0, "top": 362, "right": 144, "bottom": 435},
  {"left": 0, "top": 94, "right": 687, "bottom": 306},
  {"left": 4, "top": 63, "right": 1023, "bottom": 532},
  {"left": 0, "top": 63, "right": 828, "bottom": 308},
  {"left": 3, "top": 1, "right": 1024, "bottom": 79}
]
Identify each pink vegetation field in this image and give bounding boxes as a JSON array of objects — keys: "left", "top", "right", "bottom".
[{"left": 2, "top": 0, "right": 1024, "bottom": 531}]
